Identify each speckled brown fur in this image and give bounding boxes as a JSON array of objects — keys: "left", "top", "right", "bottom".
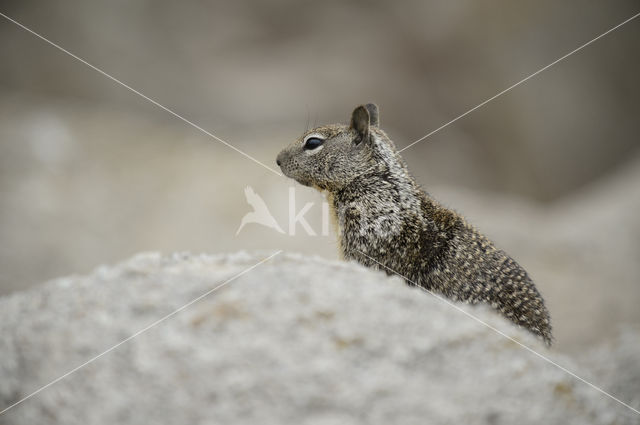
[{"left": 277, "top": 104, "right": 552, "bottom": 344}]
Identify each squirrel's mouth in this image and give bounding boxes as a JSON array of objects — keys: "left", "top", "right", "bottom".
[
  {"left": 292, "top": 176, "right": 313, "bottom": 187},
  {"left": 278, "top": 166, "right": 311, "bottom": 187},
  {"left": 278, "top": 166, "right": 295, "bottom": 180}
]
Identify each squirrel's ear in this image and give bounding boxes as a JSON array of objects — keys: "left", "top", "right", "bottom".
[
  {"left": 350, "top": 105, "right": 370, "bottom": 142},
  {"left": 365, "top": 103, "right": 379, "bottom": 127}
]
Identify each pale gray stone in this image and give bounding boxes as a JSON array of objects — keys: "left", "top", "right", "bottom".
[{"left": 0, "top": 252, "right": 637, "bottom": 424}]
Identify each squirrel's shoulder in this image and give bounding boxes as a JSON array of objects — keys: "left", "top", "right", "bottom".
[{"left": 414, "top": 189, "right": 466, "bottom": 232}]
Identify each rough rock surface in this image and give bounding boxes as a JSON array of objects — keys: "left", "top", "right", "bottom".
[{"left": 0, "top": 252, "right": 637, "bottom": 425}]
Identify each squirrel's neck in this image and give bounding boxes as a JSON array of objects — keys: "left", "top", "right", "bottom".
[
  {"left": 332, "top": 167, "right": 422, "bottom": 208},
  {"left": 327, "top": 168, "right": 460, "bottom": 254},
  {"left": 329, "top": 171, "right": 425, "bottom": 241}
]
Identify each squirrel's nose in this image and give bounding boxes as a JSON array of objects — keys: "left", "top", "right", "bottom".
[
  {"left": 276, "top": 158, "right": 282, "bottom": 167},
  {"left": 276, "top": 151, "right": 286, "bottom": 167}
]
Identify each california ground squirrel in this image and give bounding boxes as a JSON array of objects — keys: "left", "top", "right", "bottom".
[{"left": 276, "top": 104, "right": 552, "bottom": 345}]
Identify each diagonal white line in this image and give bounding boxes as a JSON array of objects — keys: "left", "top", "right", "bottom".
[
  {"left": 355, "top": 249, "right": 640, "bottom": 416},
  {"left": 0, "top": 11, "right": 283, "bottom": 177},
  {"left": 398, "top": 11, "right": 640, "bottom": 153},
  {"left": 0, "top": 250, "right": 283, "bottom": 416}
]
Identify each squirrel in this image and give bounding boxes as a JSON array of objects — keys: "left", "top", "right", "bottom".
[{"left": 276, "top": 103, "right": 552, "bottom": 345}]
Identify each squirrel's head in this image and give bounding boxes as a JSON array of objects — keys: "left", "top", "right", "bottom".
[{"left": 277, "top": 103, "right": 402, "bottom": 192}]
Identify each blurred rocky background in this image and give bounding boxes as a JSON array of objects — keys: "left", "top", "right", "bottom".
[{"left": 0, "top": 0, "right": 639, "bottom": 355}]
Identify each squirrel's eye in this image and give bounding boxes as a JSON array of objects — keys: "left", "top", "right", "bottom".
[{"left": 303, "top": 137, "right": 324, "bottom": 150}]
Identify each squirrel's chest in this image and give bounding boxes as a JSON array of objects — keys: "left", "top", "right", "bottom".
[
  {"left": 330, "top": 196, "right": 407, "bottom": 255},
  {"left": 325, "top": 193, "right": 344, "bottom": 256}
]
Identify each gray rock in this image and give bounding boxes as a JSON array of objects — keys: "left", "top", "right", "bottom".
[
  {"left": 0, "top": 252, "right": 636, "bottom": 424},
  {"left": 578, "top": 326, "right": 640, "bottom": 420}
]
